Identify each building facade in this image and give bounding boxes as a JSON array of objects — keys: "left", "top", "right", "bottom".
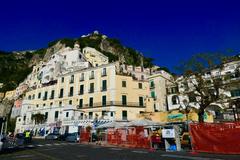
[{"left": 15, "top": 63, "right": 151, "bottom": 135}]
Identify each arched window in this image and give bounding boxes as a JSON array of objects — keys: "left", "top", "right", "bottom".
[{"left": 172, "top": 95, "right": 179, "bottom": 105}]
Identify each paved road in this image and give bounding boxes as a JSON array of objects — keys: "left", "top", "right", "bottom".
[{"left": 0, "top": 139, "right": 239, "bottom": 160}]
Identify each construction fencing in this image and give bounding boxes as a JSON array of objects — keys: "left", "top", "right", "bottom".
[
  {"left": 190, "top": 122, "right": 240, "bottom": 154},
  {"left": 80, "top": 126, "right": 151, "bottom": 149}
]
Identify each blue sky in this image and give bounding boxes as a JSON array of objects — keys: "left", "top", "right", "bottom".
[{"left": 0, "top": 0, "right": 240, "bottom": 72}]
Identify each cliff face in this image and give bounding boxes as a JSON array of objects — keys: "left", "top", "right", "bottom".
[{"left": 0, "top": 31, "right": 154, "bottom": 92}]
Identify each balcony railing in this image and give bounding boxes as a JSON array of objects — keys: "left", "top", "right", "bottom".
[
  {"left": 78, "top": 91, "right": 84, "bottom": 95},
  {"left": 49, "top": 95, "right": 54, "bottom": 99},
  {"left": 81, "top": 101, "right": 145, "bottom": 108},
  {"left": 101, "top": 72, "right": 107, "bottom": 77},
  {"left": 88, "top": 89, "right": 94, "bottom": 93},
  {"left": 80, "top": 78, "right": 84, "bottom": 82},
  {"left": 89, "top": 76, "right": 94, "bottom": 80},
  {"left": 101, "top": 87, "right": 107, "bottom": 92}
]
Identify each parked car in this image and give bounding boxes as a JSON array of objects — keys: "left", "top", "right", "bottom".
[
  {"left": 66, "top": 132, "right": 80, "bottom": 142},
  {"left": 45, "top": 133, "right": 60, "bottom": 140},
  {"left": 58, "top": 133, "right": 69, "bottom": 141}
]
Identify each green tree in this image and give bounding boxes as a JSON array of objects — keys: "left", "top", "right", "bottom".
[{"left": 175, "top": 53, "right": 234, "bottom": 122}]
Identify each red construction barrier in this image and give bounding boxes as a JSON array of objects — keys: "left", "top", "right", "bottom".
[
  {"left": 80, "top": 131, "right": 90, "bottom": 143},
  {"left": 106, "top": 127, "right": 151, "bottom": 149},
  {"left": 190, "top": 122, "right": 240, "bottom": 154}
]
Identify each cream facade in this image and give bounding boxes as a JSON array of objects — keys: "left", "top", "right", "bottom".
[{"left": 15, "top": 63, "right": 151, "bottom": 134}]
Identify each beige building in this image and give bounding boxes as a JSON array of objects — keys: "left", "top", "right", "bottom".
[
  {"left": 16, "top": 62, "right": 152, "bottom": 134},
  {"left": 4, "top": 90, "right": 16, "bottom": 100},
  {"left": 148, "top": 70, "right": 174, "bottom": 111}
]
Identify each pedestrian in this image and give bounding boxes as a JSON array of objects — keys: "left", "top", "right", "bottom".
[{"left": 25, "top": 130, "right": 31, "bottom": 144}]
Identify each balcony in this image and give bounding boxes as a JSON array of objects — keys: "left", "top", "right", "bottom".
[
  {"left": 49, "top": 95, "right": 54, "bottom": 99},
  {"left": 101, "top": 72, "right": 107, "bottom": 77},
  {"left": 79, "top": 78, "right": 84, "bottom": 82},
  {"left": 78, "top": 91, "right": 84, "bottom": 95},
  {"left": 88, "top": 89, "right": 94, "bottom": 93},
  {"left": 80, "top": 101, "right": 145, "bottom": 108},
  {"left": 69, "top": 80, "right": 74, "bottom": 84},
  {"left": 101, "top": 87, "right": 107, "bottom": 92},
  {"left": 150, "top": 84, "right": 155, "bottom": 89},
  {"left": 89, "top": 75, "right": 95, "bottom": 80}
]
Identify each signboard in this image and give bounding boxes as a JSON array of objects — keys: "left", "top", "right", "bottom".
[
  {"left": 168, "top": 113, "right": 184, "bottom": 121},
  {"left": 162, "top": 129, "right": 175, "bottom": 138}
]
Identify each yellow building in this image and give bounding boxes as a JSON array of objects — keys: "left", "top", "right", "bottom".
[{"left": 16, "top": 63, "right": 151, "bottom": 133}]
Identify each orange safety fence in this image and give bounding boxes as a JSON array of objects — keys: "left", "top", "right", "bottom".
[{"left": 190, "top": 122, "right": 240, "bottom": 154}]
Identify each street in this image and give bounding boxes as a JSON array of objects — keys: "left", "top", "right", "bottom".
[{"left": 0, "top": 139, "right": 240, "bottom": 160}]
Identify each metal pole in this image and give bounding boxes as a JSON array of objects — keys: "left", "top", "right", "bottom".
[{"left": 233, "top": 108, "right": 236, "bottom": 121}]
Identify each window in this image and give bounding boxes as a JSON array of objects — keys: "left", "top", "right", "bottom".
[
  {"left": 69, "top": 87, "right": 74, "bottom": 97},
  {"left": 110, "top": 112, "right": 114, "bottom": 117},
  {"left": 231, "top": 89, "right": 240, "bottom": 97},
  {"left": 38, "top": 92, "right": 41, "bottom": 99},
  {"left": 70, "top": 75, "right": 74, "bottom": 83},
  {"left": 50, "top": 90, "right": 55, "bottom": 99},
  {"left": 89, "top": 112, "right": 93, "bottom": 119},
  {"left": 89, "top": 97, "right": 93, "bottom": 107},
  {"left": 172, "top": 95, "right": 179, "bottom": 105},
  {"left": 45, "top": 112, "right": 48, "bottom": 120},
  {"left": 102, "top": 110, "right": 106, "bottom": 117},
  {"left": 69, "top": 100, "right": 72, "bottom": 105},
  {"left": 79, "top": 99, "right": 83, "bottom": 108},
  {"left": 23, "top": 115, "right": 26, "bottom": 121},
  {"left": 102, "top": 68, "right": 107, "bottom": 76},
  {"left": 80, "top": 113, "right": 84, "bottom": 119},
  {"left": 79, "top": 85, "right": 84, "bottom": 95},
  {"left": 138, "top": 83, "right": 142, "bottom": 89},
  {"left": 122, "top": 110, "right": 127, "bottom": 120},
  {"left": 64, "top": 55, "right": 66, "bottom": 59},
  {"left": 122, "top": 95, "right": 127, "bottom": 105},
  {"left": 151, "top": 91, "right": 155, "bottom": 98},
  {"left": 28, "top": 95, "right": 31, "bottom": 100},
  {"left": 141, "top": 75, "right": 144, "bottom": 80},
  {"left": 89, "top": 83, "right": 94, "bottom": 93},
  {"left": 122, "top": 81, "right": 126, "bottom": 87},
  {"left": 32, "top": 94, "right": 35, "bottom": 99},
  {"left": 66, "top": 112, "right": 69, "bottom": 118},
  {"left": 80, "top": 73, "right": 84, "bottom": 81},
  {"left": 55, "top": 111, "right": 59, "bottom": 119},
  {"left": 43, "top": 91, "right": 48, "bottom": 100},
  {"left": 90, "top": 71, "right": 94, "bottom": 79},
  {"left": 59, "top": 88, "right": 64, "bottom": 98},
  {"left": 150, "top": 81, "right": 155, "bottom": 88},
  {"left": 59, "top": 101, "right": 62, "bottom": 107},
  {"left": 61, "top": 77, "right": 64, "bottom": 83},
  {"left": 36, "top": 104, "right": 39, "bottom": 108},
  {"left": 139, "top": 97, "right": 144, "bottom": 106},
  {"left": 43, "top": 103, "right": 46, "bottom": 107},
  {"left": 102, "top": 95, "right": 107, "bottom": 106},
  {"left": 50, "top": 102, "right": 53, "bottom": 106},
  {"left": 102, "top": 80, "right": 107, "bottom": 91}
]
